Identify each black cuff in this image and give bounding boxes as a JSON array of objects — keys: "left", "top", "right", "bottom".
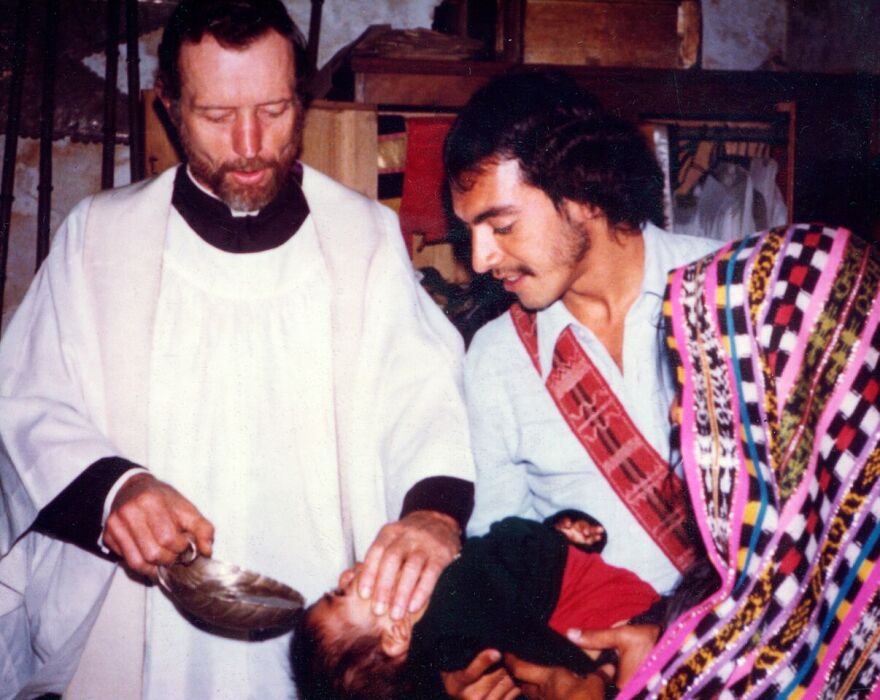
[
  {"left": 32, "top": 456, "right": 144, "bottom": 555},
  {"left": 399, "top": 476, "right": 474, "bottom": 534}
]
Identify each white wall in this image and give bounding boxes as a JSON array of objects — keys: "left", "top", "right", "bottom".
[
  {"left": 701, "top": 0, "right": 880, "bottom": 72},
  {"left": 286, "top": 0, "right": 439, "bottom": 69},
  {"left": 81, "top": 0, "right": 441, "bottom": 95},
  {"left": 0, "top": 138, "right": 131, "bottom": 329},
  {"left": 701, "top": 0, "right": 787, "bottom": 70}
]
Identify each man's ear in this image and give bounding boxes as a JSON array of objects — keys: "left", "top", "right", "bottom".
[
  {"left": 565, "top": 200, "right": 603, "bottom": 223},
  {"left": 155, "top": 79, "right": 174, "bottom": 114},
  {"left": 380, "top": 620, "right": 413, "bottom": 659}
]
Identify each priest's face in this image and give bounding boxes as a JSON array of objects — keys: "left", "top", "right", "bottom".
[{"left": 168, "top": 29, "right": 301, "bottom": 212}]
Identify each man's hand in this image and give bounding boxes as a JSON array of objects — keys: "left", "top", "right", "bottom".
[
  {"left": 358, "top": 509, "right": 461, "bottom": 619},
  {"left": 504, "top": 654, "right": 606, "bottom": 700},
  {"left": 102, "top": 473, "right": 214, "bottom": 578},
  {"left": 568, "top": 623, "right": 660, "bottom": 687},
  {"left": 442, "top": 649, "right": 521, "bottom": 700}
]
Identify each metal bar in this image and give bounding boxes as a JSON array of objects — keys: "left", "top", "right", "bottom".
[
  {"left": 306, "top": 0, "right": 325, "bottom": 77},
  {"left": 500, "top": 0, "right": 524, "bottom": 63},
  {"left": 102, "top": 0, "right": 122, "bottom": 190},
  {"left": 36, "top": 0, "right": 61, "bottom": 270},
  {"left": 777, "top": 102, "right": 797, "bottom": 223},
  {"left": 125, "top": 0, "right": 144, "bottom": 182},
  {"left": 671, "top": 125, "right": 788, "bottom": 144},
  {"left": 667, "top": 123, "right": 681, "bottom": 201},
  {"left": 643, "top": 112, "right": 792, "bottom": 126},
  {"left": 0, "top": 0, "right": 30, "bottom": 324}
]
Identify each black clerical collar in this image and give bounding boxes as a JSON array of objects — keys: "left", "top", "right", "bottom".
[{"left": 171, "top": 163, "right": 309, "bottom": 253}]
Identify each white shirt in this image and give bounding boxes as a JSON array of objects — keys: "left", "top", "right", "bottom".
[{"left": 465, "top": 224, "right": 720, "bottom": 594}]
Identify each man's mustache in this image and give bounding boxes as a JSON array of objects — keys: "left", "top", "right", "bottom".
[{"left": 218, "top": 158, "right": 278, "bottom": 176}]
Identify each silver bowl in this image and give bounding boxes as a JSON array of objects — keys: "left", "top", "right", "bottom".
[{"left": 157, "top": 543, "right": 304, "bottom": 633}]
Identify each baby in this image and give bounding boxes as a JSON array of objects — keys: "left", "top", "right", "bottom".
[{"left": 291, "top": 510, "right": 664, "bottom": 699}]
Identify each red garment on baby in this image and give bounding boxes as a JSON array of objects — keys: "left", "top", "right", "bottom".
[{"left": 548, "top": 546, "right": 660, "bottom": 634}]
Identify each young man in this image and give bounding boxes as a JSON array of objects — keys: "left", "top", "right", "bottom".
[
  {"left": 0, "top": 1, "right": 473, "bottom": 698},
  {"left": 442, "top": 72, "right": 721, "bottom": 698}
]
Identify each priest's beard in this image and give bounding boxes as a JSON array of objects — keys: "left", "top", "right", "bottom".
[
  {"left": 173, "top": 105, "right": 302, "bottom": 213},
  {"left": 183, "top": 141, "right": 297, "bottom": 213}
]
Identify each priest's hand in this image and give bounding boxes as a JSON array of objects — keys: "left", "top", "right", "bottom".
[
  {"left": 358, "top": 509, "right": 461, "bottom": 620},
  {"left": 503, "top": 655, "right": 606, "bottom": 700},
  {"left": 103, "top": 472, "right": 215, "bottom": 578},
  {"left": 567, "top": 623, "right": 660, "bottom": 688},
  {"left": 442, "top": 649, "right": 521, "bottom": 700}
]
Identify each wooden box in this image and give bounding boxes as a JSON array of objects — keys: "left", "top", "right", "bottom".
[{"left": 503, "top": 0, "right": 698, "bottom": 68}]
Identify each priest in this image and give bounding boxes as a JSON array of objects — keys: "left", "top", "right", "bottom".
[{"left": 0, "top": 1, "right": 474, "bottom": 698}]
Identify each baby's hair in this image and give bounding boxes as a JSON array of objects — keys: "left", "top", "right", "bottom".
[{"left": 290, "top": 604, "right": 414, "bottom": 700}]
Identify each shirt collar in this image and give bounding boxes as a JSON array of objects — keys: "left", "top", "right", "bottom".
[
  {"left": 534, "top": 223, "right": 668, "bottom": 379},
  {"left": 171, "top": 163, "right": 309, "bottom": 254},
  {"left": 185, "top": 167, "right": 258, "bottom": 218},
  {"left": 639, "top": 222, "right": 670, "bottom": 301}
]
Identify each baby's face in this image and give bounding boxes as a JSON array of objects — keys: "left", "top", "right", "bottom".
[{"left": 309, "top": 564, "right": 382, "bottom": 638}]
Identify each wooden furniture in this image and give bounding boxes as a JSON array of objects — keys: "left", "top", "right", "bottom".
[
  {"left": 514, "top": 0, "right": 689, "bottom": 68},
  {"left": 351, "top": 56, "right": 880, "bottom": 225},
  {"left": 300, "top": 100, "right": 378, "bottom": 198}
]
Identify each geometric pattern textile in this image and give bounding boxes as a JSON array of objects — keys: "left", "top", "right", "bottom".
[{"left": 624, "top": 224, "right": 880, "bottom": 699}]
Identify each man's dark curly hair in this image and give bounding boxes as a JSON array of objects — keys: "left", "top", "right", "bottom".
[
  {"left": 157, "top": 0, "right": 307, "bottom": 101},
  {"left": 290, "top": 606, "right": 417, "bottom": 700},
  {"left": 444, "top": 70, "right": 665, "bottom": 230}
]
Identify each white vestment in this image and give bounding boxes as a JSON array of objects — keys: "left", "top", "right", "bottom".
[{"left": 0, "top": 165, "right": 473, "bottom": 699}]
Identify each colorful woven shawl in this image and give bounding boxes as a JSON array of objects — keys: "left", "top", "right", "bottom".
[{"left": 624, "top": 224, "right": 880, "bottom": 699}]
